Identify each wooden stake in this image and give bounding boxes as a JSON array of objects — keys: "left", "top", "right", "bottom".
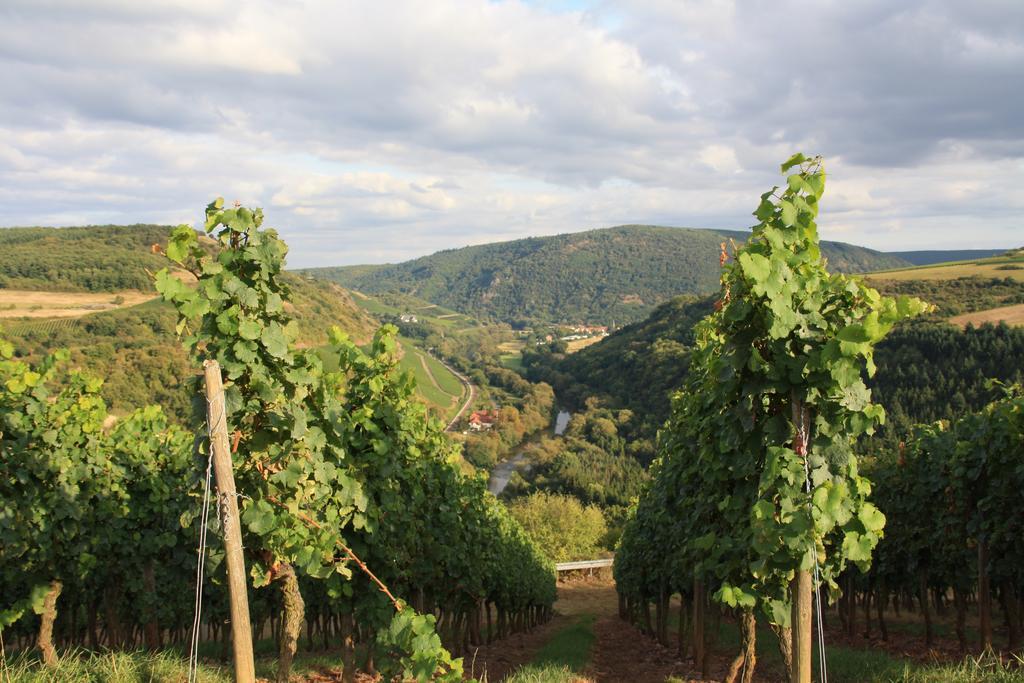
[
  {"left": 204, "top": 360, "right": 256, "bottom": 683},
  {"left": 693, "top": 578, "right": 705, "bottom": 669},
  {"left": 791, "top": 570, "right": 812, "bottom": 683},
  {"left": 978, "top": 539, "right": 992, "bottom": 650}
]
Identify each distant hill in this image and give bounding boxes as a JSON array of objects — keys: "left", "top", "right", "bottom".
[
  {"left": 300, "top": 225, "right": 911, "bottom": 324},
  {"left": 887, "top": 249, "right": 1009, "bottom": 266}
]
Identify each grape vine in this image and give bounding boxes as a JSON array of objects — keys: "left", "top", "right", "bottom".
[{"left": 614, "top": 154, "right": 929, "bottom": 680}]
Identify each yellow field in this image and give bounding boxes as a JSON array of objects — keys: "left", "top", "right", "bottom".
[
  {"left": 866, "top": 261, "right": 1024, "bottom": 283},
  {"left": 949, "top": 303, "right": 1024, "bottom": 328},
  {"left": 566, "top": 336, "right": 605, "bottom": 353},
  {"left": 0, "top": 289, "right": 157, "bottom": 318}
]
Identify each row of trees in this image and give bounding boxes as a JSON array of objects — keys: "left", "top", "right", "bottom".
[
  {"left": 613, "top": 155, "right": 928, "bottom": 682},
  {"left": 1, "top": 199, "right": 557, "bottom": 682}
]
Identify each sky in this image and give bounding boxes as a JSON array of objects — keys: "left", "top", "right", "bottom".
[{"left": 0, "top": 0, "right": 1021, "bottom": 268}]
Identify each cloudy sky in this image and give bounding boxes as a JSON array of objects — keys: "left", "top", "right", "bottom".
[{"left": 1, "top": 0, "right": 1021, "bottom": 267}]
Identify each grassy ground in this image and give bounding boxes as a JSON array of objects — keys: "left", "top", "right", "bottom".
[
  {"left": 531, "top": 615, "right": 596, "bottom": 671},
  {"left": 350, "top": 291, "right": 478, "bottom": 330},
  {"left": 396, "top": 340, "right": 463, "bottom": 420},
  {"left": 315, "top": 336, "right": 465, "bottom": 422}
]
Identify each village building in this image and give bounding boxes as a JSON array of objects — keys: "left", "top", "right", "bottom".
[{"left": 467, "top": 409, "right": 498, "bottom": 431}]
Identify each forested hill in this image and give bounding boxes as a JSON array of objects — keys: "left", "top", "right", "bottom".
[
  {"left": 0, "top": 225, "right": 174, "bottom": 292},
  {"left": 300, "top": 225, "right": 911, "bottom": 325}
]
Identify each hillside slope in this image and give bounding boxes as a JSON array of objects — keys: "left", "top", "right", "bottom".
[
  {"left": 301, "top": 225, "right": 910, "bottom": 324},
  {"left": 0, "top": 224, "right": 379, "bottom": 417}
]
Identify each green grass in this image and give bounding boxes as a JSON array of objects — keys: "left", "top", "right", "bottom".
[
  {"left": 499, "top": 352, "right": 525, "bottom": 372},
  {"left": 0, "top": 644, "right": 356, "bottom": 683},
  {"left": 502, "top": 663, "right": 584, "bottom": 683},
  {"left": 664, "top": 614, "right": 1024, "bottom": 683},
  {"left": 350, "top": 291, "right": 478, "bottom": 330},
  {"left": 397, "top": 342, "right": 458, "bottom": 409},
  {"left": 421, "top": 350, "right": 464, "bottom": 396},
  {"left": 530, "top": 615, "right": 596, "bottom": 672},
  {"left": 0, "top": 649, "right": 230, "bottom": 682}
]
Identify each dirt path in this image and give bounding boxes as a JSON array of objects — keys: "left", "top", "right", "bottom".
[
  {"left": 463, "top": 612, "right": 575, "bottom": 681},
  {"left": 473, "top": 580, "right": 695, "bottom": 682}
]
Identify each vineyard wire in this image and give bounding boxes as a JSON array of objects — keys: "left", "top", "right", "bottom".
[
  {"left": 796, "top": 402, "right": 829, "bottom": 683},
  {"left": 188, "top": 400, "right": 217, "bottom": 683}
]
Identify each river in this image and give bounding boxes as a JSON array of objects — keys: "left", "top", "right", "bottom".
[
  {"left": 554, "top": 409, "right": 571, "bottom": 435},
  {"left": 488, "top": 410, "right": 572, "bottom": 496}
]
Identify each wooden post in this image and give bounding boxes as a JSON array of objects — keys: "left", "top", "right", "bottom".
[
  {"left": 791, "top": 571, "right": 812, "bottom": 683},
  {"left": 693, "top": 578, "right": 705, "bottom": 669},
  {"left": 204, "top": 360, "right": 256, "bottom": 683},
  {"left": 978, "top": 539, "right": 992, "bottom": 650}
]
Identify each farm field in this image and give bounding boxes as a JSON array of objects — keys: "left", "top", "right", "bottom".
[
  {"left": 0, "top": 289, "right": 156, "bottom": 318},
  {"left": 565, "top": 336, "right": 605, "bottom": 353},
  {"left": 950, "top": 302, "right": 1024, "bottom": 328},
  {"left": 866, "top": 252, "right": 1024, "bottom": 283},
  {"left": 498, "top": 339, "right": 527, "bottom": 371}
]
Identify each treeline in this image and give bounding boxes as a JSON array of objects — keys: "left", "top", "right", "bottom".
[
  {"left": 0, "top": 225, "right": 174, "bottom": 292},
  {"left": 1, "top": 202, "right": 556, "bottom": 682}
]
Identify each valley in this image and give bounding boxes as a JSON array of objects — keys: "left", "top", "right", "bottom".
[{"left": 2, "top": 209, "right": 1022, "bottom": 683}]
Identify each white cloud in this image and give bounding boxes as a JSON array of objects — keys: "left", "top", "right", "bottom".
[{"left": 0, "top": 0, "right": 1020, "bottom": 265}]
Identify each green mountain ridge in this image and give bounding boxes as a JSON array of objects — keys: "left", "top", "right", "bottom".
[{"left": 300, "top": 225, "right": 911, "bottom": 324}]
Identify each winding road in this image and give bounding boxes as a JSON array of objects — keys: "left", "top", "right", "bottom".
[{"left": 430, "top": 353, "right": 475, "bottom": 431}]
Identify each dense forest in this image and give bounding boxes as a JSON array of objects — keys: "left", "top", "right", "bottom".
[
  {"left": 0, "top": 225, "right": 176, "bottom": 292},
  {"left": 301, "top": 225, "right": 910, "bottom": 325}
]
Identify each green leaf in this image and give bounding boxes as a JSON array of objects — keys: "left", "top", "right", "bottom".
[
  {"left": 858, "top": 503, "right": 886, "bottom": 532},
  {"left": 780, "top": 152, "right": 807, "bottom": 172},
  {"left": 262, "top": 321, "right": 289, "bottom": 359},
  {"left": 238, "top": 318, "right": 262, "bottom": 341},
  {"left": 780, "top": 200, "right": 797, "bottom": 227},
  {"left": 738, "top": 252, "right": 771, "bottom": 285}
]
